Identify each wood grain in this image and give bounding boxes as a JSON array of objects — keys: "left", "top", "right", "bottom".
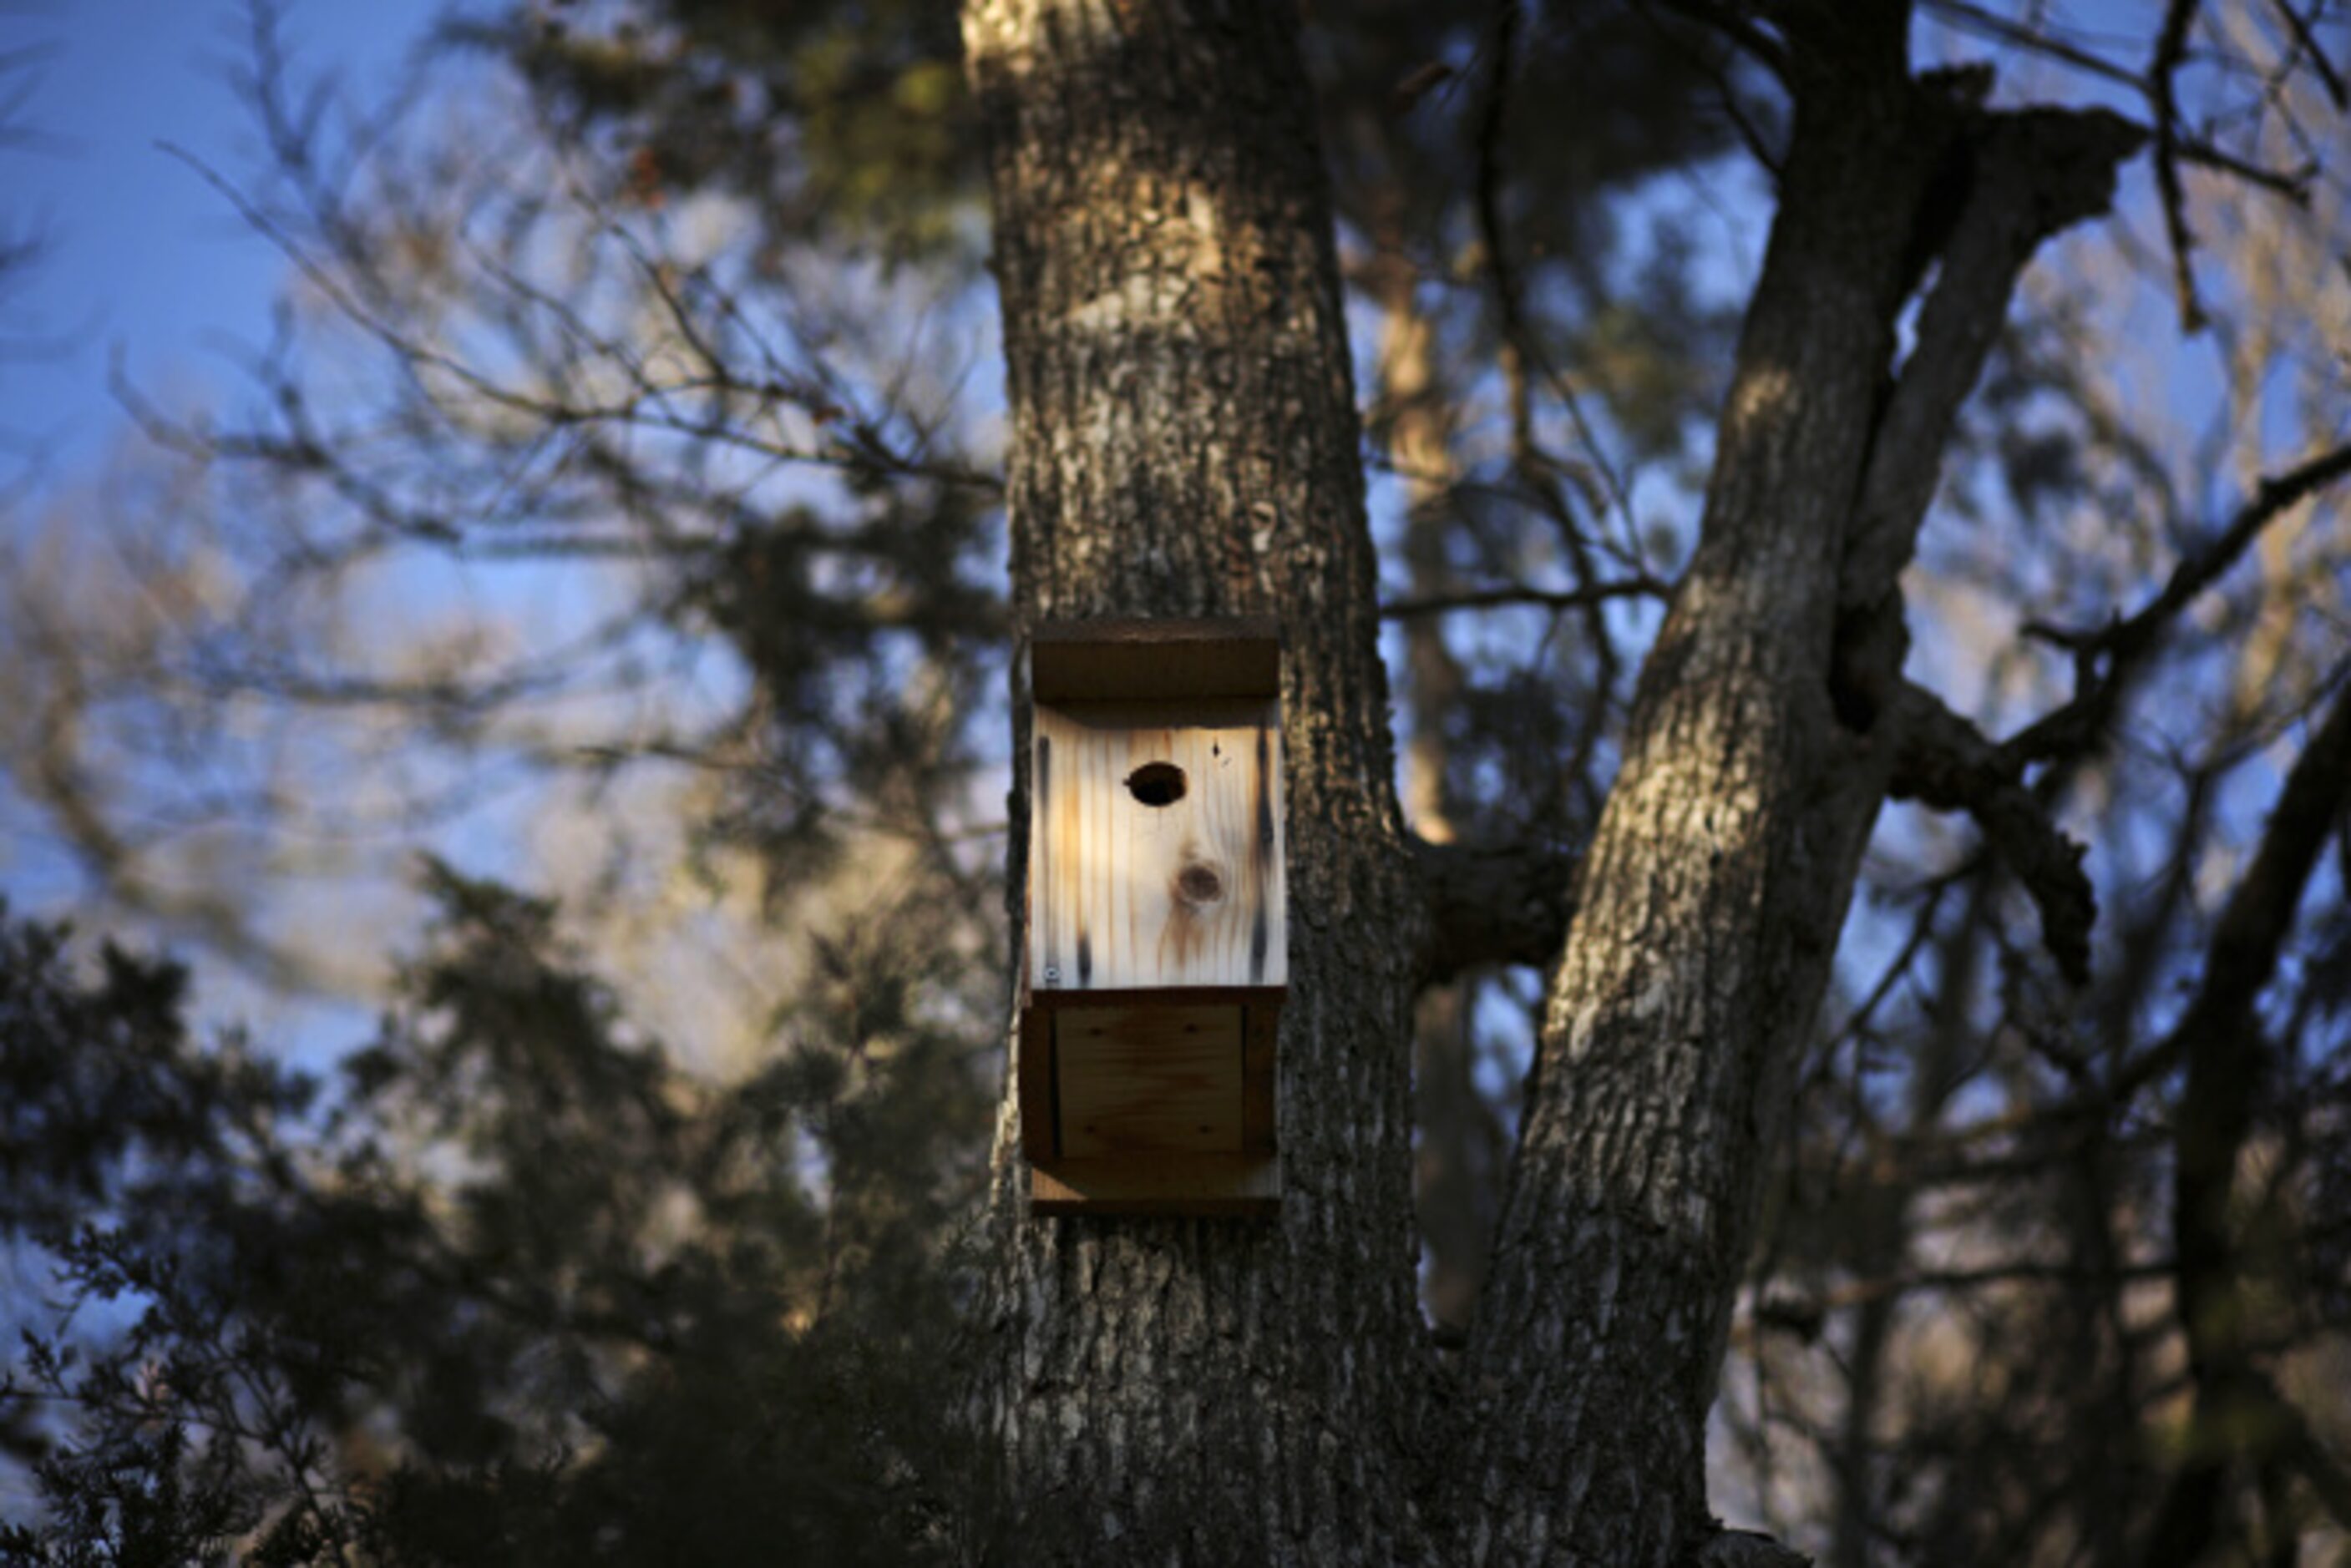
[
  {"left": 1031, "top": 697, "right": 1285, "bottom": 994},
  {"left": 1055, "top": 1004, "right": 1244, "bottom": 1156}
]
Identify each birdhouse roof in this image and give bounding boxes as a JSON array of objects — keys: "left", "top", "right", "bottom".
[{"left": 1030, "top": 617, "right": 1282, "bottom": 703}]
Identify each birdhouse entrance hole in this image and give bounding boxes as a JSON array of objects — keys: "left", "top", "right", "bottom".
[
  {"left": 1019, "top": 618, "right": 1286, "bottom": 1219},
  {"left": 1125, "top": 762, "right": 1187, "bottom": 807}
]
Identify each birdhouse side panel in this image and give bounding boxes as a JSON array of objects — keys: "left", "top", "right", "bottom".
[{"left": 1030, "top": 698, "right": 1285, "bottom": 993}]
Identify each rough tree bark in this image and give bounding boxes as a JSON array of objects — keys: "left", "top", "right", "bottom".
[
  {"left": 960, "top": 1, "right": 1430, "bottom": 1558},
  {"left": 958, "top": 3, "right": 2139, "bottom": 1563}
]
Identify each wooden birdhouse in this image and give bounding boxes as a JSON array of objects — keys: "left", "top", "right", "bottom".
[{"left": 1019, "top": 618, "right": 1285, "bottom": 1217}]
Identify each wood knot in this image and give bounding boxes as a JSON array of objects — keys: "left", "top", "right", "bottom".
[{"left": 1174, "top": 862, "right": 1225, "bottom": 906}]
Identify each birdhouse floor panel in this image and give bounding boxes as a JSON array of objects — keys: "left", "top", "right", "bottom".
[{"left": 1029, "top": 1154, "right": 1279, "bottom": 1218}]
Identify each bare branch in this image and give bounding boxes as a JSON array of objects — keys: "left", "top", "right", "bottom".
[
  {"left": 1921, "top": 1, "right": 2313, "bottom": 209},
  {"left": 1646, "top": 0, "right": 1791, "bottom": 83},
  {"left": 1381, "top": 578, "right": 1670, "bottom": 621},
  {"left": 2267, "top": 0, "right": 2346, "bottom": 111},
  {"left": 1887, "top": 683, "right": 2096, "bottom": 983},
  {"left": 1413, "top": 836, "right": 1579, "bottom": 983},
  {"left": 2141, "top": 678, "right": 2351, "bottom": 1565},
  {"left": 1471, "top": 0, "right": 1644, "bottom": 567},
  {"left": 1840, "top": 104, "right": 2146, "bottom": 610},
  {"left": 1467, "top": 0, "right": 1640, "bottom": 799},
  {"left": 2150, "top": 0, "right": 2207, "bottom": 333},
  {"left": 2172, "top": 135, "right": 2315, "bottom": 201},
  {"left": 1920, "top": 0, "right": 2144, "bottom": 92},
  {"left": 2009, "top": 443, "right": 2351, "bottom": 769}
]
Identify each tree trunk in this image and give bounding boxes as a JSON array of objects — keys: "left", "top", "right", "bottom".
[
  {"left": 1459, "top": 32, "right": 1929, "bottom": 1555},
  {"left": 958, "top": 3, "right": 2141, "bottom": 1563},
  {"left": 959, "top": 0, "right": 1431, "bottom": 1558}
]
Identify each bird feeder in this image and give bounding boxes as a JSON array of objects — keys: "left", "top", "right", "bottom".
[{"left": 1019, "top": 618, "right": 1284, "bottom": 1217}]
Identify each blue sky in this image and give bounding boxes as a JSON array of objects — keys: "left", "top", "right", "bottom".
[
  {"left": 0, "top": 1, "right": 483, "bottom": 1055},
  {"left": 0, "top": 1, "right": 442, "bottom": 483}
]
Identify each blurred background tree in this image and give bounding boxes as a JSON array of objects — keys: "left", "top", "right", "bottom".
[{"left": 0, "top": 0, "right": 2347, "bottom": 1560}]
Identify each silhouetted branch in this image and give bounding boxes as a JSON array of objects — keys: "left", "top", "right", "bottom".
[
  {"left": 1381, "top": 578, "right": 1669, "bottom": 620},
  {"left": 2141, "top": 678, "right": 2351, "bottom": 1565},
  {"left": 2149, "top": 0, "right": 2206, "bottom": 332},
  {"left": 2267, "top": 0, "right": 2346, "bottom": 110},
  {"left": 2009, "top": 443, "right": 2351, "bottom": 768},
  {"left": 1841, "top": 102, "right": 2146, "bottom": 610},
  {"left": 1413, "top": 836, "right": 1579, "bottom": 983},
  {"left": 1889, "top": 684, "right": 2096, "bottom": 982}
]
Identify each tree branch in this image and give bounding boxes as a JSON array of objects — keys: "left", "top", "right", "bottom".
[
  {"left": 1922, "top": 1, "right": 2313, "bottom": 207},
  {"left": 2267, "top": 0, "right": 2346, "bottom": 112},
  {"left": 2140, "top": 679, "right": 2351, "bottom": 1565},
  {"left": 2008, "top": 443, "right": 2351, "bottom": 770},
  {"left": 1412, "top": 835, "right": 1578, "bottom": 983},
  {"left": 1887, "top": 683, "right": 2096, "bottom": 982},
  {"left": 1840, "top": 104, "right": 2146, "bottom": 610},
  {"left": 1381, "top": 578, "right": 1670, "bottom": 620},
  {"left": 1921, "top": 0, "right": 2143, "bottom": 91},
  {"left": 1648, "top": 0, "right": 1792, "bottom": 84},
  {"left": 2150, "top": 0, "right": 2205, "bottom": 332}
]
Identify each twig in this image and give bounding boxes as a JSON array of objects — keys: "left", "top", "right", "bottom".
[
  {"left": 1889, "top": 684, "right": 2097, "bottom": 983},
  {"left": 2150, "top": 0, "right": 2207, "bottom": 332},
  {"left": 1380, "top": 578, "right": 1669, "bottom": 620},
  {"left": 2266, "top": 0, "right": 2347, "bottom": 112},
  {"left": 2009, "top": 442, "right": 2351, "bottom": 768},
  {"left": 1921, "top": 0, "right": 2143, "bottom": 92},
  {"left": 2141, "top": 679, "right": 2351, "bottom": 1565}
]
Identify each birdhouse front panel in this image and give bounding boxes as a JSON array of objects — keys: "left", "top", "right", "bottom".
[{"left": 1029, "top": 699, "right": 1285, "bottom": 995}]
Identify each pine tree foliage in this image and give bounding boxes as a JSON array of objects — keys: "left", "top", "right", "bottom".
[{"left": 1, "top": 873, "right": 985, "bottom": 1563}]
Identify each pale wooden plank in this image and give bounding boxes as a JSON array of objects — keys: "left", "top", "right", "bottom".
[
  {"left": 1056, "top": 1004, "right": 1244, "bottom": 1156},
  {"left": 1030, "top": 700, "right": 1285, "bottom": 992}
]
